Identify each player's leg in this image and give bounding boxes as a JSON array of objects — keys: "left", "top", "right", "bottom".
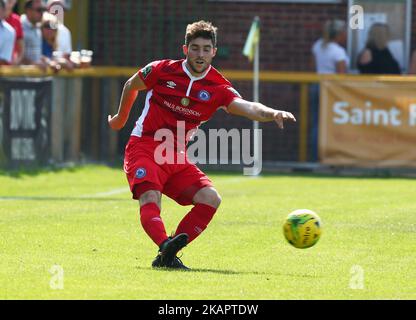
[
  {"left": 164, "top": 164, "right": 220, "bottom": 244},
  {"left": 124, "top": 136, "right": 186, "bottom": 268},
  {"left": 137, "top": 188, "right": 167, "bottom": 246},
  {"left": 158, "top": 164, "right": 217, "bottom": 269},
  {"left": 174, "top": 186, "right": 221, "bottom": 244},
  {"left": 137, "top": 188, "right": 188, "bottom": 269},
  {"left": 133, "top": 183, "right": 189, "bottom": 270}
]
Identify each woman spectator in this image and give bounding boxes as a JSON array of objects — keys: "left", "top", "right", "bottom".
[
  {"left": 309, "top": 19, "right": 349, "bottom": 162},
  {"left": 41, "top": 12, "right": 73, "bottom": 71},
  {"left": 357, "top": 23, "right": 401, "bottom": 74},
  {"left": 312, "top": 19, "right": 349, "bottom": 74},
  {"left": 41, "top": 14, "right": 57, "bottom": 59}
]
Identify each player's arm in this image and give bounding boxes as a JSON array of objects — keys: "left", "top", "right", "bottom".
[
  {"left": 108, "top": 72, "right": 147, "bottom": 131},
  {"left": 227, "top": 98, "right": 296, "bottom": 129}
]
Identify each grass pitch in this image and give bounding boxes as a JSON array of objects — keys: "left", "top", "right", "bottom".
[{"left": 0, "top": 165, "right": 415, "bottom": 299}]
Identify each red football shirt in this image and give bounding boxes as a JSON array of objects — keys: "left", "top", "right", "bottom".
[
  {"left": 5, "top": 13, "right": 24, "bottom": 61},
  {"left": 133, "top": 59, "right": 241, "bottom": 143}
]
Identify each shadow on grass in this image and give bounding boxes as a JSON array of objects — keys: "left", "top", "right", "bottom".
[
  {"left": 190, "top": 269, "right": 322, "bottom": 278},
  {"left": 0, "top": 162, "right": 123, "bottom": 179},
  {"left": 2, "top": 162, "right": 416, "bottom": 180},
  {"left": 189, "top": 268, "right": 252, "bottom": 275},
  {"left": 136, "top": 266, "right": 321, "bottom": 278},
  {"left": 0, "top": 165, "right": 82, "bottom": 178},
  {"left": 137, "top": 266, "right": 252, "bottom": 275}
]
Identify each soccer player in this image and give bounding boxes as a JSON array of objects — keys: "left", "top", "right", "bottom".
[{"left": 108, "top": 21, "right": 296, "bottom": 270}]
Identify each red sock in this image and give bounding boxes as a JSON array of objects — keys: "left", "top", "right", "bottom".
[
  {"left": 175, "top": 203, "right": 217, "bottom": 243},
  {"left": 140, "top": 203, "right": 168, "bottom": 246}
]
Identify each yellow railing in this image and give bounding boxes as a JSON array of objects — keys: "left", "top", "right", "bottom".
[
  {"left": 2, "top": 66, "right": 415, "bottom": 162},
  {"left": 2, "top": 66, "right": 416, "bottom": 82},
  {"left": 222, "top": 71, "right": 416, "bottom": 83}
]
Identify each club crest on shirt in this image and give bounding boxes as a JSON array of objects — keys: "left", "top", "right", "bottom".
[
  {"left": 198, "top": 90, "right": 211, "bottom": 101},
  {"left": 135, "top": 168, "right": 147, "bottom": 179},
  {"left": 181, "top": 97, "right": 190, "bottom": 107},
  {"left": 141, "top": 65, "right": 152, "bottom": 79}
]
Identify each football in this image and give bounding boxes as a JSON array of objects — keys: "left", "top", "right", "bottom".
[{"left": 283, "top": 209, "right": 322, "bottom": 249}]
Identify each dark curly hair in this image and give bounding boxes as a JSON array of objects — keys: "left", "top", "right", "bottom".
[{"left": 185, "top": 20, "right": 218, "bottom": 47}]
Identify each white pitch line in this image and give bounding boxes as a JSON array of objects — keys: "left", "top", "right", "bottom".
[
  {"left": 0, "top": 197, "right": 30, "bottom": 201},
  {"left": 0, "top": 187, "right": 130, "bottom": 201},
  {"left": 80, "top": 187, "right": 130, "bottom": 198},
  {"left": 0, "top": 178, "right": 257, "bottom": 201}
]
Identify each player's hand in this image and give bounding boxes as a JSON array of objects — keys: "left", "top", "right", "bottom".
[
  {"left": 274, "top": 111, "right": 296, "bottom": 129},
  {"left": 108, "top": 114, "right": 127, "bottom": 131}
]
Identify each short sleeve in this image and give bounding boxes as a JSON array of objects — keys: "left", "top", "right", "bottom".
[
  {"left": 333, "top": 46, "right": 348, "bottom": 63},
  {"left": 138, "top": 60, "right": 166, "bottom": 89},
  {"left": 218, "top": 85, "right": 243, "bottom": 111}
]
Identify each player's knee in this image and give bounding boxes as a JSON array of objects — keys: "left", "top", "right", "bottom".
[
  {"left": 139, "top": 190, "right": 161, "bottom": 207},
  {"left": 195, "top": 187, "right": 221, "bottom": 209}
]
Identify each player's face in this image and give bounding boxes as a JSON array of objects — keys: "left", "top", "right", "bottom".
[{"left": 183, "top": 38, "right": 217, "bottom": 76}]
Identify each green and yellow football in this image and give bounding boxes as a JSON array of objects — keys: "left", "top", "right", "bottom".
[{"left": 283, "top": 209, "right": 322, "bottom": 249}]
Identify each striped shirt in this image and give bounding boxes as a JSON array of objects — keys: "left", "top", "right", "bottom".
[{"left": 21, "top": 14, "right": 42, "bottom": 64}]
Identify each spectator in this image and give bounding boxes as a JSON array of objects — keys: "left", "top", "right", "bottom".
[
  {"left": 20, "top": 0, "right": 47, "bottom": 67},
  {"left": 0, "top": 0, "right": 16, "bottom": 65},
  {"left": 310, "top": 19, "right": 349, "bottom": 162},
  {"left": 41, "top": 12, "right": 73, "bottom": 72},
  {"left": 311, "top": 19, "right": 349, "bottom": 74},
  {"left": 5, "top": 0, "right": 24, "bottom": 65},
  {"left": 47, "top": 0, "right": 72, "bottom": 58},
  {"left": 357, "top": 23, "right": 401, "bottom": 74},
  {"left": 41, "top": 13, "right": 58, "bottom": 59}
]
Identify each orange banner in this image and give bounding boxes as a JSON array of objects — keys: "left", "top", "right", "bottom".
[{"left": 319, "top": 80, "right": 416, "bottom": 167}]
